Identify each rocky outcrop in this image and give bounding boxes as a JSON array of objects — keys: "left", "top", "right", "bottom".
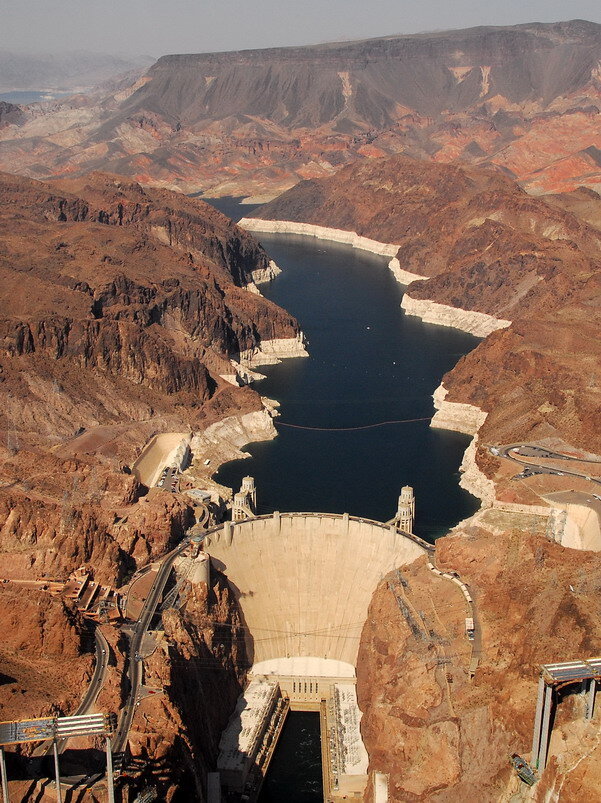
[
  {"left": 0, "top": 169, "right": 305, "bottom": 589},
  {"left": 438, "top": 319, "right": 601, "bottom": 457},
  {"left": 124, "top": 576, "right": 248, "bottom": 799},
  {"left": 251, "top": 259, "right": 281, "bottom": 285},
  {"left": 254, "top": 154, "right": 601, "bottom": 282},
  {"left": 430, "top": 384, "right": 496, "bottom": 506},
  {"left": 0, "top": 586, "right": 94, "bottom": 725},
  {"left": 387, "top": 258, "right": 428, "bottom": 285},
  {"left": 1, "top": 586, "right": 87, "bottom": 658},
  {"left": 190, "top": 409, "right": 278, "bottom": 474},
  {"left": 3, "top": 22, "right": 601, "bottom": 196},
  {"left": 430, "top": 383, "right": 487, "bottom": 436},
  {"left": 357, "top": 533, "right": 601, "bottom": 801},
  {"left": 456, "top": 437, "right": 497, "bottom": 507},
  {"left": 239, "top": 334, "right": 309, "bottom": 366},
  {"left": 0, "top": 101, "right": 24, "bottom": 128},
  {"left": 0, "top": 449, "right": 198, "bottom": 585},
  {"left": 0, "top": 171, "right": 302, "bottom": 445}
]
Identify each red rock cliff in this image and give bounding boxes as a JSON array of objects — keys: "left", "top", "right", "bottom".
[{"left": 254, "top": 155, "right": 601, "bottom": 458}]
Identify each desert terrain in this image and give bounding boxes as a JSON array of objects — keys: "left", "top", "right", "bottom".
[
  {"left": 1, "top": 17, "right": 601, "bottom": 803},
  {"left": 1, "top": 21, "right": 601, "bottom": 198}
]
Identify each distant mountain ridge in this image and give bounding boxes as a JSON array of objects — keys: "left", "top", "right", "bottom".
[
  {"left": 139, "top": 19, "right": 601, "bottom": 123},
  {"left": 1, "top": 20, "right": 601, "bottom": 196},
  {"left": 0, "top": 50, "right": 154, "bottom": 92}
]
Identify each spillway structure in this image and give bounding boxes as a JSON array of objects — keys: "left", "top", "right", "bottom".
[{"left": 202, "top": 510, "right": 430, "bottom": 801}]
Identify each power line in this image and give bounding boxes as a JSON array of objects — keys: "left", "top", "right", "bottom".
[
  {"left": 274, "top": 416, "right": 432, "bottom": 432},
  {"left": 206, "top": 618, "right": 368, "bottom": 636}
]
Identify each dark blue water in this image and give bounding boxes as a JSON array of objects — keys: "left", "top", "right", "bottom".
[
  {"left": 207, "top": 198, "right": 480, "bottom": 541},
  {"left": 258, "top": 712, "right": 322, "bottom": 803},
  {"left": 194, "top": 195, "right": 259, "bottom": 218},
  {"left": 0, "top": 90, "right": 74, "bottom": 105}
]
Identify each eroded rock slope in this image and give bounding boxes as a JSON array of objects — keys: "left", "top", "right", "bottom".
[
  {"left": 252, "top": 155, "right": 601, "bottom": 466},
  {"left": 0, "top": 171, "right": 301, "bottom": 798},
  {"left": 2, "top": 21, "right": 601, "bottom": 196}
]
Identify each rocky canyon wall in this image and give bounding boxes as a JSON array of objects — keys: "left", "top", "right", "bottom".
[
  {"left": 0, "top": 171, "right": 306, "bottom": 800},
  {"left": 251, "top": 154, "right": 601, "bottom": 464},
  {"left": 357, "top": 535, "right": 601, "bottom": 801}
]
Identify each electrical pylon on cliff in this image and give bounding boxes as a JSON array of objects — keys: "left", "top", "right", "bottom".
[{"left": 5, "top": 407, "right": 19, "bottom": 455}]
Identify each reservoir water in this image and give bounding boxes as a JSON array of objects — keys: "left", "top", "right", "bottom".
[
  {"left": 208, "top": 198, "right": 480, "bottom": 541},
  {"left": 204, "top": 198, "right": 481, "bottom": 797},
  {"left": 0, "top": 90, "right": 76, "bottom": 105}
]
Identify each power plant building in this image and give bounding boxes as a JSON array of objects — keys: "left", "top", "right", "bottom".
[{"left": 217, "top": 678, "right": 288, "bottom": 799}]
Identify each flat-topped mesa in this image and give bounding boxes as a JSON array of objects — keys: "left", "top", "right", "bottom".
[
  {"left": 133, "top": 21, "right": 601, "bottom": 125},
  {"left": 3, "top": 22, "right": 601, "bottom": 196}
]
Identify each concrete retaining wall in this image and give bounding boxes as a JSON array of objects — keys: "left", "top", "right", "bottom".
[{"left": 555, "top": 503, "right": 601, "bottom": 551}]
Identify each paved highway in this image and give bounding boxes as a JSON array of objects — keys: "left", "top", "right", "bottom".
[
  {"left": 495, "top": 444, "right": 601, "bottom": 486},
  {"left": 56, "top": 629, "right": 110, "bottom": 753},
  {"left": 34, "top": 628, "right": 110, "bottom": 758},
  {"left": 112, "top": 536, "right": 195, "bottom": 756},
  {"left": 76, "top": 629, "right": 110, "bottom": 717}
]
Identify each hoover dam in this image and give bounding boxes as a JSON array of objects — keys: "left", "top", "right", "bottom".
[{"left": 201, "top": 511, "right": 430, "bottom": 800}]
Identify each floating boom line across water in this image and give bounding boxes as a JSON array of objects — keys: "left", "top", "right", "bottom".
[{"left": 274, "top": 416, "right": 432, "bottom": 432}]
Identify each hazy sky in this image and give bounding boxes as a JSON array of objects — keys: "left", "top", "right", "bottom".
[{"left": 3, "top": 0, "right": 601, "bottom": 57}]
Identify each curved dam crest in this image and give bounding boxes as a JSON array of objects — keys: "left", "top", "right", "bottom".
[
  {"left": 206, "top": 513, "right": 429, "bottom": 801},
  {"left": 204, "top": 513, "right": 429, "bottom": 666}
]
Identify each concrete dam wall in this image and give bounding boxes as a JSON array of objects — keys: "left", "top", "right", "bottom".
[{"left": 203, "top": 513, "right": 429, "bottom": 667}]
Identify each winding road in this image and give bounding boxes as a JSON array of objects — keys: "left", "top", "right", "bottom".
[
  {"left": 77, "top": 629, "right": 110, "bottom": 717},
  {"left": 112, "top": 536, "right": 197, "bottom": 756},
  {"left": 33, "top": 628, "right": 110, "bottom": 758},
  {"left": 495, "top": 444, "right": 601, "bottom": 486}
]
